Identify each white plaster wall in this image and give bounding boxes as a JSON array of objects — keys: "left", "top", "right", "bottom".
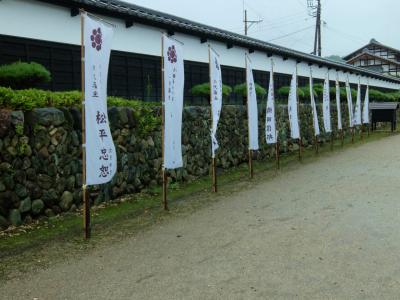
[{"left": 1, "top": 0, "right": 399, "bottom": 90}]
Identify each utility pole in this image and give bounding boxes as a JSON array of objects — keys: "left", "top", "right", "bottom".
[
  {"left": 243, "top": 9, "right": 263, "bottom": 36},
  {"left": 308, "top": 0, "right": 322, "bottom": 56}
]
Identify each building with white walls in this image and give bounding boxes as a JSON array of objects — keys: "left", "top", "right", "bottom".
[
  {"left": 344, "top": 39, "right": 400, "bottom": 78},
  {"left": 1, "top": 0, "right": 399, "bottom": 104}
]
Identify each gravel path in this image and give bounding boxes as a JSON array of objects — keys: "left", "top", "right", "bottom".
[{"left": 2, "top": 135, "right": 400, "bottom": 299}]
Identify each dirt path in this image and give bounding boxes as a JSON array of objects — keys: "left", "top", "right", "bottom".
[{"left": 2, "top": 135, "right": 400, "bottom": 299}]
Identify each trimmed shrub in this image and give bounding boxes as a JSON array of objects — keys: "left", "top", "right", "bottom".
[
  {"left": 0, "top": 87, "right": 158, "bottom": 111},
  {"left": 277, "top": 86, "right": 306, "bottom": 101},
  {"left": 0, "top": 62, "right": 51, "bottom": 89},
  {"left": 190, "top": 82, "right": 232, "bottom": 99},
  {"left": 233, "top": 83, "right": 267, "bottom": 99}
]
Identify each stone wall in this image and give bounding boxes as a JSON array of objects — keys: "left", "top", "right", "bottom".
[{"left": 0, "top": 102, "right": 356, "bottom": 228}]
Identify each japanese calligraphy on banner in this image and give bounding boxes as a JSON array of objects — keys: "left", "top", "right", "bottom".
[
  {"left": 309, "top": 68, "right": 320, "bottom": 137},
  {"left": 362, "top": 85, "right": 370, "bottom": 124},
  {"left": 246, "top": 55, "right": 259, "bottom": 150},
  {"left": 163, "top": 35, "right": 184, "bottom": 169},
  {"left": 288, "top": 68, "right": 300, "bottom": 139},
  {"left": 345, "top": 77, "right": 354, "bottom": 128},
  {"left": 354, "top": 79, "right": 362, "bottom": 126},
  {"left": 335, "top": 77, "right": 342, "bottom": 130},
  {"left": 265, "top": 60, "right": 277, "bottom": 144},
  {"left": 209, "top": 47, "right": 222, "bottom": 158},
  {"left": 323, "top": 73, "right": 332, "bottom": 133},
  {"left": 83, "top": 14, "right": 116, "bottom": 186}
]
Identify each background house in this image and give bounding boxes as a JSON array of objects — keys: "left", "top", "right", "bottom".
[{"left": 344, "top": 39, "right": 400, "bottom": 78}]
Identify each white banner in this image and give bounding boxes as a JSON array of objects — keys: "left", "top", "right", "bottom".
[
  {"left": 83, "top": 14, "right": 116, "bottom": 186},
  {"left": 335, "top": 77, "right": 342, "bottom": 130},
  {"left": 246, "top": 55, "right": 259, "bottom": 150},
  {"left": 309, "top": 68, "right": 320, "bottom": 136},
  {"left": 345, "top": 77, "right": 354, "bottom": 128},
  {"left": 354, "top": 79, "right": 362, "bottom": 125},
  {"left": 209, "top": 47, "right": 222, "bottom": 158},
  {"left": 288, "top": 68, "right": 300, "bottom": 139},
  {"left": 163, "top": 35, "right": 184, "bottom": 169},
  {"left": 323, "top": 73, "right": 332, "bottom": 133},
  {"left": 362, "top": 85, "right": 370, "bottom": 124},
  {"left": 266, "top": 60, "right": 277, "bottom": 144}
]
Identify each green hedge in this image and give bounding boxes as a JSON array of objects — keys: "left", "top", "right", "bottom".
[
  {"left": 233, "top": 83, "right": 267, "bottom": 99},
  {"left": 0, "top": 62, "right": 51, "bottom": 90},
  {"left": 0, "top": 87, "right": 159, "bottom": 111},
  {"left": 276, "top": 84, "right": 400, "bottom": 102},
  {"left": 190, "top": 82, "right": 232, "bottom": 98}
]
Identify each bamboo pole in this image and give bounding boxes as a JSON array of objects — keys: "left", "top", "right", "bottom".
[
  {"left": 245, "top": 54, "right": 253, "bottom": 179},
  {"left": 315, "top": 135, "right": 319, "bottom": 154},
  {"left": 296, "top": 66, "right": 302, "bottom": 162},
  {"left": 351, "top": 127, "right": 355, "bottom": 144},
  {"left": 341, "top": 129, "right": 344, "bottom": 147},
  {"left": 330, "top": 132, "right": 334, "bottom": 150},
  {"left": 275, "top": 141, "right": 280, "bottom": 169},
  {"left": 80, "top": 10, "right": 90, "bottom": 239},
  {"left": 249, "top": 149, "right": 253, "bottom": 178},
  {"left": 161, "top": 35, "right": 168, "bottom": 210},
  {"left": 360, "top": 124, "right": 364, "bottom": 140},
  {"left": 209, "top": 46, "right": 217, "bottom": 193},
  {"left": 212, "top": 157, "right": 217, "bottom": 193}
]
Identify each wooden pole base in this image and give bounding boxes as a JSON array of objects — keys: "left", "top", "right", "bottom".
[
  {"left": 162, "top": 169, "right": 168, "bottom": 211},
  {"left": 249, "top": 149, "right": 254, "bottom": 179},
  {"left": 341, "top": 129, "right": 344, "bottom": 147},
  {"left": 83, "top": 186, "right": 90, "bottom": 239},
  {"left": 315, "top": 136, "right": 319, "bottom": 154},
  {"left": 298, "top": 138, "right": 302, "bottom": 161},
  {"left": 330, "top": 132, "right": 334, "bottom": 151},
  {"left": 275, "top": 142, "right": 280, "bottom": 170},
  {"left": 212, "top": 157, "right": 217, "bottom": 193},
  {"left": 360, "top": 125, "right": 364, "bottom": 140},
  {"left": 351, "top": 128, "right": 355, "bottom": 144}
]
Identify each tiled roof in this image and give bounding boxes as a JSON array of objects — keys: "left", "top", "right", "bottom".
[{"left": 38, "top": 0, "right": 400, "bottom": 83}]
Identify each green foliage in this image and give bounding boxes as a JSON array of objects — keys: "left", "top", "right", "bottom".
[
  {"left": 277, "top": 86, "right": 306, "bottom": 100},
  {"left": 278, "top": 84, "right": 361, "bottom": 102},
  {"left": 108, "top": 96, "right": 160, "bottom": 137},
  {"left": 15, "top": 124, "right": 24, "bottom": 136},
  {"left": 190, "top": 82, "right": 232, "bottom": 98},
  {"left": 233, "top": 83, "right": 267, "bottom": 99},
  {"left": 369, "top": 89, "right": 397, "bottom": 102},
  {"left": 0, "top": 61, "right": 51, "bottom": 90},
  {"left": 0, "top": 87, "right": 78, "bottom": 110},
  {"left": 0, "top": 87, "right": 159, "bottom": 110}
]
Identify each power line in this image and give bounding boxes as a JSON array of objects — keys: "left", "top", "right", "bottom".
[{"left": 268, "top": 25, "right": 314, "bottom": 42}]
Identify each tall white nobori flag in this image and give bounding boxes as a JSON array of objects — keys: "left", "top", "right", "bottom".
[
  {"left": 209, "top": 47, "right": 222, "bottom": 158},
  {"left": 323, "top": 73, "right": 332, "bottom": 133},
  {"left": 354, "top": 79, "right": 362, "bottom": 126},
  {"left": 246, "top": 54, "right": 259, "bottom": 150},
  {"left": 309, "top": 68, "right": 320, "bottom": 136},
  {"left": 288, "top": 68, "right": 300, "bottom": 139},
  {"left": 83, "top": 14, "right": 116, "bottom": 186},
  {"left": 362, "top": 85, "right": 370, "bottom": 124},
  {"left": 163, "top": 35, "right": 184, "bottom": 169},
  {"left": 335, "top": 76, "right": 342, "bottom": 130},
  {"left": 345, "top": 77, "right": 354, "bottom": 128},
  {"left": 266, "top": 60, "right": 277, "bottom": 144}
]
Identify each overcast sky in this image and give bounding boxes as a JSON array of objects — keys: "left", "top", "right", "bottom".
[{"left": 123, "top": 0, "right": 399, "bottom": 57}]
